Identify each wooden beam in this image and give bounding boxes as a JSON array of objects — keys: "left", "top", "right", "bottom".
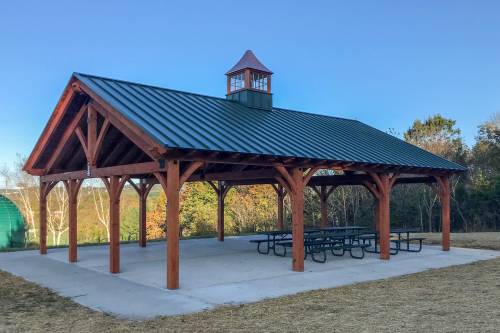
[
  {"left": 222, "top": 175, "right": 436, "bottom": 187},
  {"left": 180, "top": 161, "right": 204, "bottom": 186},
  {"left": 24, "top": 79, "right": 80, "bottom": 172},
  {"left": 45, "top": 103, "right": 88, "bottom": 172},
  {"left": 188, "top": 167, "right": 278, "bottom": 182},
  {"left": 92, "top": 119, "right": 110, "bottom": 166},
  {"left": 87, "top": 104, "right": 97, "bottom": 166},
  {"left": 75, "top": 126, "right": 89, "bottom": 161},
  {"left": 82, "top": 96, "right": 166, "bottom": 160},
  {"left": 41, "top": 161, "right": 164, "bottom": 182}
]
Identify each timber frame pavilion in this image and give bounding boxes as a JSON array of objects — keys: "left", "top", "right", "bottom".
[{"left": 24, "top": 50, "right": 466, "bottom": 289}]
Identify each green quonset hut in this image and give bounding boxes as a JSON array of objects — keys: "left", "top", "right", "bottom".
[{"left": 0, "top": 195, "right": 25, "bottom": 249}]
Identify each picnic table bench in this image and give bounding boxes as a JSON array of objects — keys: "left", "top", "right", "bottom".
[
  {"left": 276, "top": 232, "right": 370, "bottom": 262},
  {"left": 360, "top": 228, "right": 425, "bottom": 254},
  {"left": 249, "top": 229, "right": 319, "bottom": 256}
]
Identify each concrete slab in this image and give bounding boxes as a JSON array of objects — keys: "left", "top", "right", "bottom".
[{"left": 0, "top": 235, "right": 499, "bottom": 319}]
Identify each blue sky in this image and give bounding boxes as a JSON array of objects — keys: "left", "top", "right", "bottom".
[{"left": 1, "top": 1, "right": 499, "bottom": 169}]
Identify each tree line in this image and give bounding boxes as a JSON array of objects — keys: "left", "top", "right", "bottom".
[{"left": 1, "top": 113, "right": 498, "bottom": 247}]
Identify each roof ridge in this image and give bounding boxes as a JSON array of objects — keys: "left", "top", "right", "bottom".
[
  {"left": 74, "top": 72, "right": 234, "bottom": 103},
  {"left": 74, "top": 72, "right": 361, "bottom": 122}
]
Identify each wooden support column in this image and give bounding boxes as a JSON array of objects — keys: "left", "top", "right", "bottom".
[
  {"left": 155, "top": 161, "right": 203, "bottom": 289},
  {"left": 373, "top": 202, "right": 380, "bottom": 231},
  {"left": 166, "top": 161, "right": 180, "bottom": 289},
  {"left": 290, "top": 168, "right": 305, "bottom": 271},
  {"left": 129, "top": 179, "right": 153, "bottom": 247},
  {"left": 275, "top": 165, "right": 322, "bottom": 272},
  {"left": 364, "top": 173, "right": 398, "bottom": 260},
  {"left": 271, "top": 184, "right": 285, "bottom": 231},
  {"left": 313, "top": 185, "right": 337, "bottom": 228},
  {"left": 377, "top": 178, "right": 391, "bottom": 260},
  {"left": 217, "top": 182, "right": 225, "bottom": 241},
  {"left": 102, "top": 175, "right": 129, "bottom": 273},
  {"left": 208, "top": 181, "right": 232, "bottom": 241},
  {"left": 39, "top": 180, "right": 57, "bottom": 255},
  {"left": 435, "top": 175, "right": 451, "bottom": 251},
  {"left": 63, "top": 179, "right": 83, "bottom": 262}
]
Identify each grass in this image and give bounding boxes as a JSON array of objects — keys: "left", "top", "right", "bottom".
[
  {"left": 422, "top": 231, "right": 500, "bottom": 251},
  {"left": 1, "top": 232, "right": 500, "bottom": 332}
]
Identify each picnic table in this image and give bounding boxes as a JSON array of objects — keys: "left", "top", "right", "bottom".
[
  {"left": 360, "top": 227, "right": 425, "bottom": 254},
  {"left": 250, "top": 229, "right": 319, "bottom": 256},
  {"left": 319, "top": 226, "right": 368, "bottom": 237},
  {"left": 390, "top": 227, "right": 425, "bottom": 252},
  {"left": 249, "top": 226, "right": 370, "bottom": 261}
]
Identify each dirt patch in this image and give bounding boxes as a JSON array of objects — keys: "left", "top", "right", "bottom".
[{"left": 2, "top": 256, "right": 500, "bottom": 332}]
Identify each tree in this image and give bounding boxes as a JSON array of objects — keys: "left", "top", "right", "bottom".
[
  {"left": 46, "top": 184, "right": 68, "bottom": 246},
  {"left": 471, "top": 113, "right": 500, "bottom": 182},
  {"left": 10, "top": 156, "right": 39, "bottom": 243},
  {"left": 404, "top": 114, "right": 467, "bottom": 163},
  {"left": 89, "top": 180, "right": 110, "bottom": 242},
  {"left": 404, "top": 115, "right": 467, "bottom": 231}
]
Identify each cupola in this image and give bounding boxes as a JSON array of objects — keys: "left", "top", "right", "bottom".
[{"left": 226, "top": 50, "right": 273, "bottom": 110}]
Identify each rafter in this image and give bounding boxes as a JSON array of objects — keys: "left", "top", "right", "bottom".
[
  {"left": 75, "top": 126, "right": 89, "bottom": 160},
  {"left": 180, "top": 161, "right": 204, "bottom": 186},
  {"left": 45, "top": 104, "right": 88, "bottom": 172},
  {"left": 92, "top": 119, "right": 111, "bottom": 166}
]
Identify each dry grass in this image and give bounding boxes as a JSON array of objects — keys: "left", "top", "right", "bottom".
[
  {"left": 1, "top": 233, "right": 500, "bottom": 332},
  {"left": 422, "top": 232, "right": 500, "bottom": 251}
]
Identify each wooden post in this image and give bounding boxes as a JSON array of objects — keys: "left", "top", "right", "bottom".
[
  {"left": 436, "top": 176, "right": 451, "bottom": 251},
  {"left": 377, "top": 176, "right": 391, "bottom": 260},
  {"left": 208, "top": 181, "right": 231, "bottom": 241},
  {"left": 313, "top": 185, "right": 336, "bottom": 229},
  {"left": 64, "top": 179, "right": 82, "bottom": 262},
  {"left": 109, "top": 176, "right": 121, "bottom": 273},
  {"left": 102, "top": 175, "right": 129, "bottom": 274},
  {"left": 139, "top": 189, "right": 147, "bottom": 247},
  {"left": 272, "top": 184, "right": 285, "bottom": 231},
  {"left": 138, "top": 180, "right": 153, "bottom": 247},
  {"left": 217, "top": 181, "right": 225, "bottom": 241},
  {"left": 275, "top": 165, "right": 321, "bottom": 272},
  {"left": 39, "top": 182, "right": 48, "bottom": 255},
  {"left": 128, "top": 179, "right": 153, "bottom": 247},
  {"left": 290, "top": 168, "right": 305, "bottom": 271},
  {"left": 166, "top": 160, "right": 180, "bottom": 289},
  {"left": 277, "top": 185, "right": 285, "bottom": 231},
  {"left": 320, "top": 186, "right": 328, "bottom": 228},
  {"left": 39, "top": 180, "right": 57, "bottom": 255},
  {"left": 364, "top": 173, "right": 398, "bottom": 260},
  {"left": 155, "top": 161, "right": 202, "bottom": 289}
]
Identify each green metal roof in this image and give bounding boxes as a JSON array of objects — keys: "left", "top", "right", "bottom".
[
  {"left": 74, "top": 73, "right": 466, "bottom": 172},
  {"left": 0, "top": 195, "right": 25, "bottom": 248}
]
